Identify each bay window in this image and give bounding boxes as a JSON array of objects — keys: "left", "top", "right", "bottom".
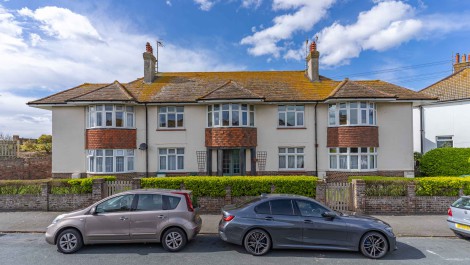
[
  {"left": 88, "top": 105, "right": 134, "bottom": 128},
  {"left": 329, "top": 147, "right": 377, "bottom": 171},
  {"left": 207, "top": 104, "right": 254, "bottom": 127},
  {"left": 328, "top": 102, "right": 376, "bottom": 126},
  {"left": 87, "top": 149, "right": 135, "bottom": 173}
]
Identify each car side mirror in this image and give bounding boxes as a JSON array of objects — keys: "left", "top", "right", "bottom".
[
  {"left": 90, "top": 207, "right": 97, "bottom": 215},
  {"left": 322, "top": 211, "right": 336, "bottom": 219}
]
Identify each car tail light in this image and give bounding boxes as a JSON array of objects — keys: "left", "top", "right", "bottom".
[
  {"left": 223, "top": 215, "right": 235, "bottom": 222},
  {"left": 448, "top": 207, "right": 453, "bottom": 217},
  {"left": 172, "top": 192, "right": 194, "bottom": 212}
]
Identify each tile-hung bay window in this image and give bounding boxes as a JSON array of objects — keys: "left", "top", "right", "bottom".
[
  {"left": 279, "top": 147, "right": 304, "bottom": 170},
  {"left": 436, "top": 136, "right": 453, "bottom": 148},
  {"left": 328, "top": 102, "right": 376, "bottom": 126},
  {"left": 278, "top": 105, "right": 304, "bottom": 127},
  {"left": 159, "top": 106, "right": 184, "bottom": 128},
  {"left": 88, "top": 105, "right": 134, "bottom": 128},
  {"left": 87, "top": 149, "right": 135, "bottom": 173},
  {"left": 207, "top": 104, "right": 255, "bottom": 127},
  {"left": 329, "top": 147, "right": 377, "bottom": 171},
  {"left": 159, "top": 148, "right": 184, "bottom": 171}
]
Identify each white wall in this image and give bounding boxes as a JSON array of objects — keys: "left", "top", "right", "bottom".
[
  {"left": 418, "top": 101, "right": 470, "bottom": 153},
  {"left": 52, "top": 107, "right": 86, "bottom": 173}
]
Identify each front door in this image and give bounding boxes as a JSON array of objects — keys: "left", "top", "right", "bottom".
[{"left": 222, "top": 149, "right": 240, "bottom": 175}]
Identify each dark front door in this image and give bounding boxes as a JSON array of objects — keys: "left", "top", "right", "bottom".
[{"left": 222, "top": 149, "right": 241, "bottom": 175}]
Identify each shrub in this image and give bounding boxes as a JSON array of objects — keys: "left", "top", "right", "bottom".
[
  {"left": 0, "top": 179, "right": 47, "bottom": 195},
  {"left": 415, "top": 177, "right": 470, "bottom": 196},
  {"left": 348, "top": 176, "right": 412, "bottom": 196},
  {"left": 420, "top": 148, "right": 470, "bottom": 176},
  {"left": 141, "top": 176, "right": 317, "bottom": 197}
]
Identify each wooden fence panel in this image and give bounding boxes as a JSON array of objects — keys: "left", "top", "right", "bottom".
[
  {"left": 0, "top": 140, "right": 19, "bottom": 158},
  {"left": 105, "top": 180, "right": 133, "bottom": 197}
]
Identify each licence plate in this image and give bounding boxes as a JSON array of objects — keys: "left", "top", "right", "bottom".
[{"left": 456, "top": 223, "right": 470, "bottom": 231}]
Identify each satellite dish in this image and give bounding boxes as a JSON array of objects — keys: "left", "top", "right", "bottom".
[{"left": 139, "top": 143, "right": 148, "bottom": 150}]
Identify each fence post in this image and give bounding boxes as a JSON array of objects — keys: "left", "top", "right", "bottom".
[
  {"left": 407, "top": 182, "right": 416, "bottom": 214},
  {"left": 459, "top": 188, "right": 464, "bottom": 197},
  {"left": 270, "top": 184, "right": 276, "bottom": 193},
  {"left": 225, "top": 186, "right": 232, "bottom": 205},
  {"left": 352, "top": 179, "right": 365, "bottom": 214},
  {"left": 315, "top": 180, "right": 326, "bottom": 203},
  {"left": 132, "top": 178, "right": 142, "bottom": 190},
  {"left": 41, "top": 182, "right": 50, "bottom": 211},
  {"left": 92, "top": 178, "right": 105, "bottom": 200}
]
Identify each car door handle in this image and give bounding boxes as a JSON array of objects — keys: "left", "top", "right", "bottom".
[
  {"left": 119, "top": 216, "right": 128, "bottom": 221},
  {"left": 158, "top": 215, "right": 166, "bottom": 219},
  {"left": 265, "top": 217, "right": 274, "bottom": 221},
  {"left": 304, "top": 220, "right": 313, "bottom": 224}
]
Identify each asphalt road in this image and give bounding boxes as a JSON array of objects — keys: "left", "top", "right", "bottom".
[{"left": 1, "top": 233, "right": 469, "bottom": 265}]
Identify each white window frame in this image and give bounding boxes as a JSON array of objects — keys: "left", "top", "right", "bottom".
[
  {"left": 329, "top": 147, "right": 377, "bottom": 171},
  {"left": 87, "top": 149, "right": 135, "bottom": 174},
  {"left": 87, "top": 105, "right": 135, "bottom": 129},
  {"left": 158, "top": 106, "right": 184, "bottom": 129},
  {"left": 207, "top": 104, "right": 255, "bottom": 127},
  {"left": 328, "top": 102, "right": 376, "bottom": 127},
  {"left": 278, "top": 147, "right": 305, "bottom": 170},
  {"left": 278, "top": 105, "right": 305, "bottom": 127},
  {"left": 158, "top": 148, "right": 185, "bottom": 172},
  {"left": 436, "top": 135, "right": 453, "bottom": 148}
]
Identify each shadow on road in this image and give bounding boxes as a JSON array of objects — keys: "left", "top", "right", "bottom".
[{"left": 74, "top": 235, "right": 426, "bottom": 260}]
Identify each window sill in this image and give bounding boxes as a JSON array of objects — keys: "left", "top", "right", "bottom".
[
  {"left": 87, "top": 172, "right": 135, "bottom": 174},
  {"left": 278, "top": 169, "right": 306, "bottom": 171},
  {"left": 277, "top": 127, "right": 306, "bottom": 130},
  {"left": 87, "top": 127, "right": 136, "bottom": 130},
  {"left": 327, "top": 125, "right": 377, "bottom": 128},
  {"left": 328, "top": 169, "right": 377, "bottom": 172},
  {"left": 157, "top": 128, "right": 186, "bottom": 131}
]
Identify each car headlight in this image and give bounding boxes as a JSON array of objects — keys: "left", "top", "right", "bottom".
[
  {"left": 385, "top": 226, "right": 394, "bottom": 234},
  {"left": 52, "top": 214, "right": 66, "bottom": 224}
]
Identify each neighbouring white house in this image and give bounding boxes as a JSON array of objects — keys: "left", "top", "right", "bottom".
[
  {"left": 28, "top": 42, "right": 435, "bottom": 181},
  {"left": 413, "top": 53, "right": 470, "bottom": 153}
]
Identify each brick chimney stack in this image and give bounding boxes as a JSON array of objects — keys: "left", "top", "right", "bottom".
[
  {"left": 306, "top": 40, "right": 320, "bottom": 82},
  {"left": 453, "top": 52, "right": 470, "bottom": 73},
  {"left": 143, "top": 42, "right": 156, "bottom": 83}
]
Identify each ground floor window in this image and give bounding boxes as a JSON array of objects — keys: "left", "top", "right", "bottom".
[
  {"left": 159, "top": 148, "right": 184, "bottom": 171},
  {"left": 436, "top": 136, "right": 453, "bottom": 148},
  {"left": 329, "top": 147, "right": 377, "bottom": 171},
  {"left": 87, "top": 149, "right": 135, "bottom": 173},
  {"left": 279, "top": 147, "right": 304, "bottom": 170}
]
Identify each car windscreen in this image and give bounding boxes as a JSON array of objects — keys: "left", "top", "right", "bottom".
[{"left": 452, "top": 197, "right": 470, "bottom": 210}]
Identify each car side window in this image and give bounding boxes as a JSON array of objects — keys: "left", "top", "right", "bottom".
[
  {"left": 254, "top": 201, "right": 271, "bottom": 214},
  {"left": 96, "top": 194, "right": 135, "bottom": 213},
  {"left": 163, "top": 195, "right": 181, "bottom": 210},
  {"left": 296, "top": 200, "right": 328, "bottom": 218},
  {"left": 270, "top": 199, "right": 296, "bottom": 216},
  {"left": 136, "top": 194, "right": 163, "bottom": 211}
]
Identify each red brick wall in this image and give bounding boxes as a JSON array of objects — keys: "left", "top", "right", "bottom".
[
  {"left": 205, "top": 128, "right": 257, "bottom": 147},
  {"left": 86, "top": 129, "right": 136, "bottom": 149},
  {"left": 327, "top": 126, "right": 378, "bottom": 147},
  {"left": 0, "top": 155, "right": 51, "bottom": 180}
]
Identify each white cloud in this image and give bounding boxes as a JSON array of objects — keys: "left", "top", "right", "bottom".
[
  {"left": 0, "top": 4, "right": 244, "bottom": 137},
  {"left": 240, "top": 0, "right": 336, "bottom": 58},
  {"left": 166, "top": 1, "right": 172, "bottom": 6},
  {"left": 242, "top": 0, "right": 263, "bottom": 9},
  {"left": 194, "top": 0, "right": 215, "bottom": 11}
]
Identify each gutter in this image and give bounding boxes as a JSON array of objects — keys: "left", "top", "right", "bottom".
[
  {"left": 145, "top": 103, "right": 149, "bottom": 178},
  {"left": 314, "top": 102, "right": 318, "bottom": 176}
]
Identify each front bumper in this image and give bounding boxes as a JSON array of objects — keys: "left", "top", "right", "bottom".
[{"left": 45, "top": 223, "right": 59, "bottom": 245}]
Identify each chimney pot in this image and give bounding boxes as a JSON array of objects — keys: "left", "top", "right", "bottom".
[
  {"left": 146, "top": 42, "right": 153, "bottom": 54},
  {"left": 310, "top": 42, "right": 316, "bottom": 52},
  {"left": 462, "top": 54, "right": 466, "bottom": 63},
  {"left": 456, "top": 53, "right": 460, "bottom": 64}
]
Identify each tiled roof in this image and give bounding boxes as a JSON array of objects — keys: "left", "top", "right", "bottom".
[
  {"left": 68, "top": 81, "right": 135, "bottom": 102},
  {"left": 419, "top": 68, "right": 470, "bottom": 102},
  {"left": 29, "top": 71, "right": 435, "bottom": 105}
]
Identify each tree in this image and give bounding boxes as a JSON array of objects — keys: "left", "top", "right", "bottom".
[
  {"left": 0, "top": 133, "right": 12, "bottom": 140},
  {"left": 21, "top": 134, "right": 52, "bottom": 154}
]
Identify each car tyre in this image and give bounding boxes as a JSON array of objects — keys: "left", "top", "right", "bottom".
[
  {"left": 56, "top": 228, "right": 83, "bottom": 254},
  {"left": 360, "top": 231, "right": 388, "bottom": 259},
  {"left": 243, "top": 229, "right": 271, "bottom": 256},
  {"left": 162, "top": 228, "right": 187, "bottom": 252}
]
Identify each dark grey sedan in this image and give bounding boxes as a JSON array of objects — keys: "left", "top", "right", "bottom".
[{"left": 218, "top": 194, "right": 396, "bottom": 259}]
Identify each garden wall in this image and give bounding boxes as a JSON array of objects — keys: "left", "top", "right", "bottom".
[{"left": 0, "top": 155, "right": 51, "bottom": 180}]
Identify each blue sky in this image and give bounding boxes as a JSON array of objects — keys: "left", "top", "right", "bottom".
[{"left": 0, "top": 0, "right": 469, "bottom": 137}]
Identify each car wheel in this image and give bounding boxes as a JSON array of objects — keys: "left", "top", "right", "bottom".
[
  {"left": 162, "top": 228, "right": 187, "bottom": 252},
  {"left": 360, "top": 231, "right": 388, "bottom": 259},
  {"left": 56, "top": 229, "right": 83, "bottom": 254},
  {"left": 243, "top": 229, "right": 271, "bottom": 256}
]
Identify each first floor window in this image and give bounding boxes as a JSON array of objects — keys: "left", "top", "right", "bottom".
[
  {"left": 278, "top": 105, "right": 304, "bottom": 127},
  {"left": 329, "top": 147, "right": 377, "bottom": 170},
  {"left": 159, "top": 148, "right": 184, "bottom": 171},
  {"left": 436, "top": 136, "right": 453, "bottom": 148},
  {"left": 279, "top": 147, "right": 304, "bottom": 170},
  {"left": 88, "top": 105, "right": 134, "bottom": 128},
  {"left": 159, "top": 106, "right": 184, "bottom": 128},
  {"left": 87, "top": 149, "right": 135, "bottom": 173}
]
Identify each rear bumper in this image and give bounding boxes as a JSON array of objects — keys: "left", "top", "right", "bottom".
[{"left": 447, "top": 220, "right": 470, "bottom": 236}]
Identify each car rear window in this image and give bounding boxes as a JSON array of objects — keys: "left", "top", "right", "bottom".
[
  {"left": 452, "top": 197, "right": 470, "bottom": 210},
  {"left": 254, "top": 201, "right": 271, "bottom": 214},
  {"left": 163, "top": 195, "right": 181, "bottom": 210}
]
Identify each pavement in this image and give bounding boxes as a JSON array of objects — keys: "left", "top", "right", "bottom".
[{"left": 0, "top": 211, "right": 454, "bottom": 237}]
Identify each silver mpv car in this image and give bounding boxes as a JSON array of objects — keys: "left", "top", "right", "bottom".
[{"left": 46, "top": 189, "right": 202, "bottom": 254}]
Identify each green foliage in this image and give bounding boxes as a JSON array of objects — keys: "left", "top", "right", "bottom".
[
  {"left": 141, "top": 176, "right": 318, "bottom": 197},
  {"left": 348, "top": 176, "right": 412, "bottom": 196},
  {"left": 0, "top": 179, "right": 46, "bottom": 195},
  {"left": 420, "top": 148, "right": 470, "bottom": 176},
  {"left": 20, "top": 134, "right": 52, "bottom": 154}
]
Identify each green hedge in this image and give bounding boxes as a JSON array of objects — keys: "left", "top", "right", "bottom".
[
  {"left": 0, "top": 176, "right": 116, "bottom": 195},
  {"left": 348, "top": 176, "right": 470, "bottom": 196},
  {"left": 141, "top": 176, "right": 318, "bottom": 197},
  {"left": 420, "top": 148, "right": 470, "bottom": 176}
]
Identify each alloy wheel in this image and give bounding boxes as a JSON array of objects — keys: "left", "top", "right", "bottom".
[
  {"left": 165, "top": 231, "right": 183, "bottom": 250},
  {"left": 361, "top": 232, "right": 388, "bottom": 259},
  {"left": 244, "top": 229, "right": 271, "bottom": 256},
  {"left": 56, "top": 229, "right": 83, "bottom": 254}
]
